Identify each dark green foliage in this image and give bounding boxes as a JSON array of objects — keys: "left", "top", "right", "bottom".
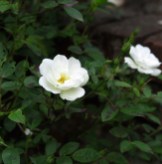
[{"left": 0, "top": 0, "right": 162, "bottom": 164}]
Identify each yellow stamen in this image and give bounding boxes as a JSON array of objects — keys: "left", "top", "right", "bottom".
[{"left": 57, "top": 73, "right": 69, "bottom": 84}]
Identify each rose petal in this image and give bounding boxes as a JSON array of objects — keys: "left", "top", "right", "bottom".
[
  {"left": 39, "top": 77, "right": 60, "bottom": 94},
  {"left": 60, "top": 87, "right": 85, "bottom": 101},
  {"left": 130, "top": 45, "right": 161, "bottom": 68},
  {"left": 53, "top": 54, "right": 69, "bottom": 74},
  {"left": 124, "top": 57, "right": 138, "bottom": 69},
  {"left": 138, "top": 67, "right": 161, "bottom": 76},
  {"left": 70, "top": 68, "right": 89, "bottom": 86},
  {"left": 69, "top": 57, "right": 81, "bottom": 71},
  {"left": 78, "top": 68, "right": 89, "bottom": 86},
  {"left": 143, "top": 53, "right": 161, "bottom": 68},
  {"left": 129, "top": 45, "right": 138, "bottom": 60},
  {"left": 39, "top": 58, "right": 60, "bottom": 83},
  {"left": 55, "top": 79, "right": 76, "bottom": 90},
  {"left": 130, "top": 44, "right": 150, "bottom": 63},
  {"left": 68, "top": 57, "right": 89, "bottom": 87},
  {"left": 136, "top": 44, "right": 150, "bottom": 55},
  {"left": 130, "top": 45, "right": 148, "bottom": 63},
  {"left": 39, "top": 58, "right": 54, "bottom": 76}
]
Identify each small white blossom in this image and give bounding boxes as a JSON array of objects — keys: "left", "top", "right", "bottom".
[
  {"left": 108, "top": 0, "right": 125, "bottom": 7},
  {"left": 24, "top": 128, "right": 33, "bottom": 136},
  {"left": 124, "top": 44, "right": 161, "bottom": 76},
  {"left": 39, "top": 54, "right": 89, "bottom": 101}
]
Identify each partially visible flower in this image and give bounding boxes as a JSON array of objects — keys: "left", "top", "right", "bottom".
[
  {"left": 108, "top": 0, "right": 125, "bottom": 7},
  {"left": 39, "top": 55, "right": 89, "bottom": 101},
  {"left": 158, "top": 20, "right": 162, "bottom": 25},
  {"left": 64, "top": 1, "right": 78, "bottom": 7},
  {"left": 24, "top": 128, "right": 33, "bottom": 136},
  {"left": 124, "top": 44, "right": 161, "bottom": 76}
]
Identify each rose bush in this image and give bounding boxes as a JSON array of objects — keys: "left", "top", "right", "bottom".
[{"left": 0, "top": 0, "right": 162, "bottom": 164}]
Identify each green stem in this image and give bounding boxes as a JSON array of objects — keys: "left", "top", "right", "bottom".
[{"left": 150, "top": 126, "right": 162, "bottom": 137}]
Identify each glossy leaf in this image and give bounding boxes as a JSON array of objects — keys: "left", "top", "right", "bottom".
[
  {"left": 2, "top": 148, "right": 20, "bottom": 164},
  {"left": 59, "top": 142, "right": 79, "bottom": 155},
  {"left": 64, "top": 7, "right": 83, "bottom": 22},
  {"left": 72, "top": 148, "right": 100, "bottom": 163},
  {"left": 8, "top": 109, "right": 25, "bottom": 124}
]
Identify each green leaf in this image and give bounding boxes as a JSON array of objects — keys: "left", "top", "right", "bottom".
[
  {"left": 59, "top": 142, "right": 79, "bottom": 155},
  {"left": 107, "top": 152, "right": 128, "bottom": 164},
  {"left": 72, "top": 148, "right": 100, "bottom": 163},
  {"left": 0, "top": 0, "right": 11, "bottom": 13},
  {"left": 91, "top": 0, "right": 107, "bottom": 8},
  {"left": 30, "top": 155, "right": 47, "bottom": 164},
  {"left": 84, "top": 46, "right": 105, "bottom": 61},
  {"left": 0, "top": 136, "right": 7, "bottom": 147},
  {"left": 101, "top": 106, "right": 118, "bottom": 122},
  {"left": 132, "top": 141, "right": 152, "bottom": 153},
  {"left": 97, "top": 158, "right": 110, "bottom": 164},
  {"left": 4, "top": 118, "right": 16, "bottom": 132},
  {"left": 68, "top": 45, "right": 83, "bottom": 55},
  {"left": 24, "top": 76, "right": 38, "bottom": 88},
  {"left": 56, "top": 156, "right": 73, "bottom": 164},
  {"left": 2, "top": 147, "right": 20, "bottom": 164},
  {"left": 1, "top": 62, "right": 15, "bottom": 78},
  {"left": 120, "top": 140, "right": 133, "bottom": 153},
  {"left": 41, "top": 1, "right": 58, "bottom": 9},
  {"left": 58, "top": 0, "right": 75, "bottom": 4},
  {"left": 11, "top": 2, "right": 19, "bottom": 14},
  {"left": 1, "top": 81, "right": 20, "bottom": 91},
  {"left": 0, "top": 42, "right": 7, "bottom": 66},
  {"left": 153, "top": 91, "right": 162, "bottom": 104},
  {"left": 143, "top": 86, "right": 152, "bottom": 98},
  {"left": 110, "top": 126, "right": 128, "bottom": 138},
  {"left": 146, "top": 113, "right": 161, "bottom": 125},
  {"left": 8, "top": 109, "right": 25, "bottom": 124},
  {"left": 114, "top": 80, "right": 132, "bottom": 88},
  {"left": 25, "top": 35, "right": 47, "bottom": 56},
  {"left": 64, "top": 7, "right": 83, "bottom": 22},
  {"left": 121, "top": 104, "right": 155, "bottom": 116},
  {"left": 0, "top": 111, "right": 7, "bottom": 117},
  {"left": 121, "top": 29, "right": 139, "bottom": 54},
  {"left": 28, "top": 110, "right": 43, "bottom": 129},
  {"left": 45, "top": 139, "right": 60, "bottom": 155},
  {"left": 15, "top": 60, "right": 29, "bottom": 78},
  {"left": 133, "top": 87, "right": 140, "bottom": 97}
]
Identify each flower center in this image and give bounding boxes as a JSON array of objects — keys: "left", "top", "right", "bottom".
[{"left": 57, "top": 73, "right": 70, "bottom": 84}]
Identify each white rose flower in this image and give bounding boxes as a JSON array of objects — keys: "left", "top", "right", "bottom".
[
  {"left": 124, "top": 44, "right": 161, "bottom": 76},
  {"left": 39, "top": 55, "right": 89, "bottom": 101}
]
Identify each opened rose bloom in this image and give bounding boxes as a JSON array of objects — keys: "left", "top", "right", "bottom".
[
  {"left": 39, "top": 55, "right": 89, "bottom": 101},
  {"left": 124, "top": 44, "right": 161, "bottom": 76}
]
